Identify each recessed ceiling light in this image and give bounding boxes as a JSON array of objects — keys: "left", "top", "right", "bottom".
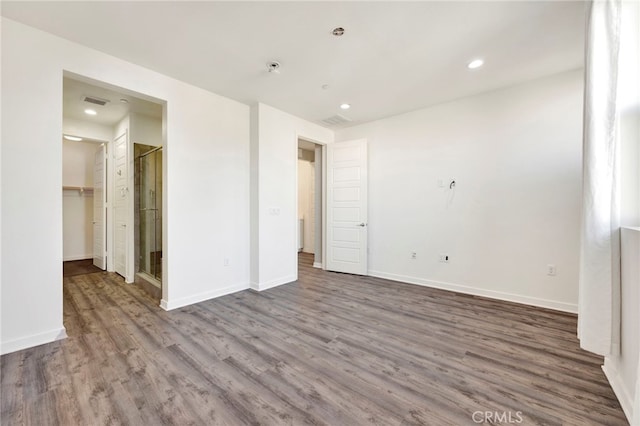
[
  {"left": 63, "top": 135, "right": 83, "bottom": 141},
  {"left": 467, "top": 59, "right": 484, "bottom": 69},
  {"left": 340, "top": 103, "right": 351, "bottom": 110},
  {"left": 119, "top": 98, "right": 129, "bottom": 104},
  {"left": 84, "top": 109, "right": 97, "bottom": 115}
]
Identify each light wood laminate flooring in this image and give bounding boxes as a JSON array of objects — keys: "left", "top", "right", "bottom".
[{"left": 1, "top": 254, "right": 627, "bottom": 425}]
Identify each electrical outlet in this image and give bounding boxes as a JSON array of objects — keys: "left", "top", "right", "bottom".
[
  {"left": 411, "top": 252, "right": 417, "bottom": 260},
  {"left": 439, "top": 254, "right": 450, "bottom": 263},
  {"left": 547, "top": 264, "right": 557, "bottom": 276},
  {"left": 224, "top": 258, "right": 230, "bottom": 267}
]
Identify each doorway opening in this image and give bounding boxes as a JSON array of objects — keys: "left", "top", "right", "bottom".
[
  {"left": 62, "top": 73, "right": 165, "bottom": 301},
  {"left": 297, "top": 138, "right": 324, "bottom": 270},
  {"left": 62, "top": 137, "right": 107, "bottom": 275}
]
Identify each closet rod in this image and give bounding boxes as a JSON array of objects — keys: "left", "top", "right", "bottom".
[{"left": 62, "top": 186, "right": 94, "bottom": 192}]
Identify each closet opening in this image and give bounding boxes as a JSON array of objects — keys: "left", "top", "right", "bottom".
[
  {"left": 62, "top": 72, "right": 166, "bottom": 302},
  {"left": 297, "top": 138, "right": 325, "bottom": 271}
]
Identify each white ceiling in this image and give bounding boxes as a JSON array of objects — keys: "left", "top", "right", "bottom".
[
  {"left": 63, "top": 77, "right": 163, "bottom": 126},
  {"left": 3, "top": 1, "right": 586, "bottom": 128}
]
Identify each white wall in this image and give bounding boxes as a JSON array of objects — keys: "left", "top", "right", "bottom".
[
  {"left": 63, "top": 139, "right": 97, "bottom": 187},
  {"left": 63, "top": 117, "right": 112, "bottom": 142},
  {"left": 250, "top": 103, "right": 333, "bottom": 290},
  {"left": 114, "top": 114, "right": 129, "bottom": 140},
  {"left": 62, "top": 140, "right": 99, "bottom": 261},
  {"left": 63, "top": 191, "right": 93, "bottom": 261},
  {"left": 130, "top": 112, "right": 162, "bottom": 147},
  {"left": 336, "top": 70, "right": 584, "bottom": 312},
  {"left": 1, "top": 18, "right": 250, "bottom": 354}
]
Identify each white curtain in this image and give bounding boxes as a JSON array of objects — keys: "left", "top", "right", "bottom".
[{"left": 578, "top": 0, "right": 622, "bottom": 357}]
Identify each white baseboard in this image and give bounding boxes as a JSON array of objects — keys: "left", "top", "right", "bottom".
[
  {"left": 250, "top": 274, "right": 297, "bottom": 292},
  {"left": 63, "top": 255, "right": 93, "bottom": 261},
  {"left": 1, "top": 327, "right": 67, "bottom": 355},
  {"left": 313, "top": 262, "right": 322, "bottom": 269},
  {"left": 368, "top": 270, "right": 578, "bottom": 314},
  {"left": 603, "top": 360, "right": 634, "bottom": 423},
  {"left": 160, "top": 282, "right": 249, "bottom": 311}
]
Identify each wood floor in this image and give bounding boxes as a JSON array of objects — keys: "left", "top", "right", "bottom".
[
  {"left": 1, "top": 254, "right": 627, "bottom": 425},
  {"left": 62, "top": 259, "right": 102, "bottom": 278}
]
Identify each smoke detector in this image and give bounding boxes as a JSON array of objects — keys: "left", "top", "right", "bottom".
[
  {"left": 332, "top": 27, "right": 345, "bottom": 36},
  {"left": 267, "top": 61, "right": 281, "bottom": 74}
]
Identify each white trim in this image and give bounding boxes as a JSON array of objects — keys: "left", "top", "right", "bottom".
[
  {"left": 160, "top": 282, "right": 248, "bottom": 311},
  {"left": 1, "top": 327, "right": 67, "bottom": 355},
  {"left": 368, "top": 270, "right": 578, "bottom": 314},
  {"left": 251, "top": 274, "right": 297, "bottom": 292},
  {"left": 603, "top": 360, "right": 634, "bottom": 423},
  {"left": 63, "top": 255, "right": 93, "bottom": 261},
  {"left": 313, "top": 262, "right": 322, "bottom": 269}
]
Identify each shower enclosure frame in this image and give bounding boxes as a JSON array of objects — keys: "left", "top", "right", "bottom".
[{"left": 137, "top": 145, "right": 163, "bottom": 284}]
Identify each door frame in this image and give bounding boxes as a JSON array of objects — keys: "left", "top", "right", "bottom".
[
  {"left": 62, "top": 71, "right": 168, "bottom": 301},
  {"left": 295, "top": 135, "right": 328, "bottom": 276},
  {"left": 93, "top": 142, "right": 107, "bottom": 270}
]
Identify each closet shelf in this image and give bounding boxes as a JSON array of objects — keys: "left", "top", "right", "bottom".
[{"left": 62, "top": 186, "right": 94, "bottom": 193}]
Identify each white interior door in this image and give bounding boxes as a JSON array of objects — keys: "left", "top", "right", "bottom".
[
  {"left": 114, "top": 132, "right": 128, "bottom": 278},
  {"left": 93, "top": 144, "right": 106, "bottom": 269},
  {"left": 326, "top": 139, "right": 368, "bottom": 275}
]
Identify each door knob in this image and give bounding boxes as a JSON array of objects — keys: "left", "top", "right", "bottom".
[{"left": 357, "top": 223, "right": 367, "bottom": 227}]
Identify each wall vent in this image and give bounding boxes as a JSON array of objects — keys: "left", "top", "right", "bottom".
[
  {"left": 321, "top": 114, "right": 352, "bottom": 127},
  {"left": 82, "top": 95, "right": 110, "bottom": 106}
]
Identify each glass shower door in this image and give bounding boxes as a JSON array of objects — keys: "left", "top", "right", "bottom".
[{"left": 139, "top": 148, "right": 162, "bottom": 281}]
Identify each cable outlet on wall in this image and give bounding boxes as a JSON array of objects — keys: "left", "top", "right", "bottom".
[
  {"left": 439, "top": 254, "right": 450, "bottom": 263},
  {"left": 224, "top": 258, "right": 230, "bottom": 267},
  {"left": 411, "top": 252, "right": 417, "bottom": 260},
  {"left": 547, "top": 264, "right": 557, "bottom": 276}
]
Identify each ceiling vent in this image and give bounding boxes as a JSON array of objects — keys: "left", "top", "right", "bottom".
[
  {"left": 321, "top": 114, "right": 352, "bottom": 127},
  {"left": 82, "top": 95, "right": 110, "bottom": 106}
]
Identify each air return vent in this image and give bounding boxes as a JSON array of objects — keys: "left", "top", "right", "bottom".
[
  {"left": 321, "top": 114, "right": 352, "bottom": 126},
  {"left": 82, "top": 95, "right": 110, "bottom": 106}
]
